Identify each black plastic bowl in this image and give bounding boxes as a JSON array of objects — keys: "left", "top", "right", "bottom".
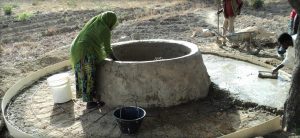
[{"left": 113, "top": 106, "right": 146, "bottom": 134}]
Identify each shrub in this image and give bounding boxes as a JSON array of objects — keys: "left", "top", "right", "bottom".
[
  {"left": 250, "top": 0, "right": 264, "bottom": 9},
  {"left": 17, "top": 12, "right": 33, "bottom": 21},
  {"left": 3, "top": 4, "right": 13, "bottom": 15}
]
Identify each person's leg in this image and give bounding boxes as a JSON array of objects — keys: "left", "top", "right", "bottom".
[
  {"left": 74, "top": 55, "right": 98, "bottom": 109},
  {"left": 83, "top": 55, "right": 96, "bottom": 102},
  {"left": 293, "top": 15, "right": 299, "bottom": 34},
  {"left": 222, "top": 18, "right": 229, "bottom": 36},
  {"left": 82, "top": 55, "right": 101, "bottom": 109},
  {"left": 75, "top": 58, "right": 96, "bottom": 109},
  {"left": 228, "top": 17, "right": 235, "bottom": 34},
  {"left": 222, "top": 18, "right": 229, "bottom": 45},
  {"left": 228, "top": 17, "right": 239, "bottom": 47},
  {"left": 75, "top": 62, "right": 83, "bottom": 99}
]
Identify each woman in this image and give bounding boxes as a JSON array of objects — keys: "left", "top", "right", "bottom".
[{"left": 70, "top": 11, "right": 118, "bottom": 109}]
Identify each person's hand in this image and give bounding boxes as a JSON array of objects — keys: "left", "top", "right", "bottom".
[
  {"left": 272, "top": 64, "right": 284, "bottom": 74},
  {"left": 236, "top": 8, "right": 242, "bottom": 15},
  {"left": 272, "top": 69, "right": 278, "bottom": 74},
  {"left": 277, "top": 53, "right": 284, "bottom": 59},
  {"left": 217, "top": 9, "right": 223, "bottom": 15}
]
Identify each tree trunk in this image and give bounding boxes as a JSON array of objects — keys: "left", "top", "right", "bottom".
[
  {"left": 283, "top": 66, "right": 300, "bottom": 131},
  {"left": 283, "top": 0, "right": 300, "bottom": 132}
]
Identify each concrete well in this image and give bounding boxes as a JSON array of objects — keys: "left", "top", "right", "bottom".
[{"left": 96, "top": 39, "right": 211, "bottom": 107}]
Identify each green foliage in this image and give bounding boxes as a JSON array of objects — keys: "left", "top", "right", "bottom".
[
  {"left": 17, "top": 12, "right": 33, "bottom": 21},
  {"left": 3, "top": 4, "right": 13, "bottom": 15},
  {"left": 249, "top": 0, "right": 264, "bottom": 9}
]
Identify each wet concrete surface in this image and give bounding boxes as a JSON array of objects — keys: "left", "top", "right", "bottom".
[{"left": 203, "top": 54, "right": 291, "bottom": 109}]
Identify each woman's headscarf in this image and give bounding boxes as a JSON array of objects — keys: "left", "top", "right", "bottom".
[
  {"left": 102, "top": 11, "right": 118, "bottom": 30},
  {"left": 70, "top": 11, "right": 118, "bottom": 67}
]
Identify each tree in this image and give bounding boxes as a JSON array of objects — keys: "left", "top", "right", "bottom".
[{"left": 283, "top": 0, "right": 300, "bottom": 132}]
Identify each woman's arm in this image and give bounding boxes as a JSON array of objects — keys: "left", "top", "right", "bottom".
[{"left": 103, "top": 38, "right": 117, "bottom": 60}]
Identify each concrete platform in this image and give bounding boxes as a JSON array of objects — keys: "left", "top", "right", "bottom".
[
  {"left": 4, "top": 73, "right": 277, "bottom": 137},
  {"left": 4, "top": 54, "right": 289, "bottom": 137}
]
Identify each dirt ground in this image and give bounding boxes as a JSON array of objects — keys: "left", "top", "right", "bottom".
[{"left": 0, "top": 0, "right": 295, "bottom": 137}]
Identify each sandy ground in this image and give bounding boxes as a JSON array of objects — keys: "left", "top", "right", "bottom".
[{"left": 0, "top": 0, "right": 295, "bottom": 137}]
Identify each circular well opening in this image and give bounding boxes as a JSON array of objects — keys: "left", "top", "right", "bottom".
[{"left": 113, "top": 41, "right": 191, "bottom": 61}]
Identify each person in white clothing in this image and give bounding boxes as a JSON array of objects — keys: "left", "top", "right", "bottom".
[{"left": 272, "top": 33, "right": 297, "bottom": 74}]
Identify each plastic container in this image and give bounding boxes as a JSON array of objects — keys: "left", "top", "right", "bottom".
[
  {"left": 113, "top": 106, "right": 146, "bottom": 134},
  {"left": 47, "top": 73, "right": 72, "bottom": 103}
]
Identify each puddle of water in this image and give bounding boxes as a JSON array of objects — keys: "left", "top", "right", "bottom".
[{"left": 203, "top": 54, "right": 290, "bottom": 109}]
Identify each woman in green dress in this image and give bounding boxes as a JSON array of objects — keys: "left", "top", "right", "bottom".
[{"left": 70, "top": 11, "right": 118, "bottom": 109}]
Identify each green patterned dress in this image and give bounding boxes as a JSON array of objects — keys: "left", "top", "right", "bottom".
[{"left": 70, "top": 11, "right": 118, "bottom": 102}]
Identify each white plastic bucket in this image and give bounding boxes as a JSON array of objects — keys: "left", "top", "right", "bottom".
[{"left": 47, "top": 73, "right": 72, "bottom": 103}]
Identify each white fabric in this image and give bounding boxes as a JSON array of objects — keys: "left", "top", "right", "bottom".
[{"left": 281, "top": 34, "right": 297, "bottom": 68}]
